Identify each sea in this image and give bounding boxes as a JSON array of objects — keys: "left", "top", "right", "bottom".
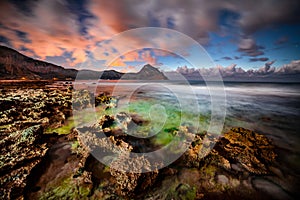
[{"left": 73, "top": 80, "right": 300, "bottom": 182}]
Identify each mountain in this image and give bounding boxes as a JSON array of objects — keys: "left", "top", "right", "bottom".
[
  {"left": 0, "top": 45, "right": 77, "bottom": 80},
  {"left": 122, "top": 64, "right": 167, "bottom": 80},
  {"left": 0, "top": 46, "right": 167, "bottom": 80},
  {"left": 75, "top": 69, "right": 123, "bottom": 80}
]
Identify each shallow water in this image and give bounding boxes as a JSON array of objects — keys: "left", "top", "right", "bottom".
[{"left": 74, "top": 80, "right": 300, "bottom": 180}]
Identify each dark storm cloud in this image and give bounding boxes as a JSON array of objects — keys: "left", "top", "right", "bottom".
[
  {"left": 249, "top": 57, "right": 269, "bottom": 62},
  {"left": 87, "top": 0, "right": 300, "bottom": 44},
  {"left": 222, "top": 56, "right": 232, "bottom": 60},
  {"left": 236, "top": 0, "right": 300, "bottom": 34}
]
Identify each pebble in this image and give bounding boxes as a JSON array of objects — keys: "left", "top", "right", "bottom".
[{"left": 217, "top": 174, "right": 229, "bottom": 185}]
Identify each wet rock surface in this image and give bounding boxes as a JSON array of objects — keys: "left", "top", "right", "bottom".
[{"left": 0, "top": 84, "right": 298, "bottom": 199}]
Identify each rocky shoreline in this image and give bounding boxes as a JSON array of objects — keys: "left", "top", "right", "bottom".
[{"left": 0, "top": 82, "right": 297, "bottom": 199}]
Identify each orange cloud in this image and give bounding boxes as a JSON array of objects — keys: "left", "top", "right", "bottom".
[
  {"left": 109, "top": 59, "right": 126, "bottom": 67},
  {"left": 107, "top": 49, "right": 158, "bottom": 69},
  {"left": 0, "top": 0, "right": 91, "bottom": 67},
  {"left": 140, "top": 50, "right": 157, "bottom": 65},
  {"left": 0, "top": 0, "right": 206, "bottom": 69}
]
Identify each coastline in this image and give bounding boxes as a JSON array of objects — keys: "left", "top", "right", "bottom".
[{"left": 0, "top": 81, "right": 299, "bottom": 199}]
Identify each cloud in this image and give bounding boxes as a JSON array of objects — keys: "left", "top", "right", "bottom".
[
  {"left": 274, "top": 36, "right": 289, "bottom": 45},
  {"left": 174, "top": 60, "right": 300, "bottom": 81},
  {"left": 276, "top": 60, "right": 300, "bottom": 74},
  {"left": 0, "top": 0, "right": 300, "bottom": 69},
  {"left": 256, "top": 61, "right": 275, "bottom": 74},
  {"left": 237, "top": 0, "right": 300, "bottom": 34},
  {"left": 266, "top": 60, "right": 276, "bottom": 67},
  {"left": 0, "top": 0, "right": 90, "bottom": 66},
  {"left": 87, "top": 0, "right": 300, "bottom": 45},
  {"left": 238, "top": 37, "right": 265, "bottom": 57},
  {"left": 222, "top": 56, "right": 232, "bottom": 60},
  {"left": 107, "top": 49, "right": 158, "bottom": 68},
  {"left": 249, "top": 57, "right": 269, "bottom": 62}
]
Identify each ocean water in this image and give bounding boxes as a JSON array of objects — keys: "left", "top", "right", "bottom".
[{"left": 75, "top": 80, "right": 300, "bottom": 177}]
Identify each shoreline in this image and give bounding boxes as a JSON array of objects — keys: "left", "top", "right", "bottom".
[{"left": 0, "top": 82, "right": 299, "bottom": 199}]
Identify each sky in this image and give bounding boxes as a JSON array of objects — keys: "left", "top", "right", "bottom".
[{"left": 0, "top": 0, "right": 300, "bottom": 73}]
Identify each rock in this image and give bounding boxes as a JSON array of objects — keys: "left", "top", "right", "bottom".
[
  {"left": 72, "top": 89, "right": 93, "bottom": 110},
  {"left": 130, "top": 113, "right": 149, "bottom": 126},
  {"left": 113, "top": 112, "right": 149, "bottom": 135},
  {"left": 0, "top": 83, "right": 288, "bottom": 200},
  {"left": 231, "top": 163, "right": 243, "bottom": 172},
  {"left": 217, "top": 175, "right": 229, "bottom": 185},
  {"left": 76, "top": 126, "right": 160, "bottom": 197},
  {"left": 0, "top": 83, "right": 76, "bottom": 199},
  {"left": 230, "top": 178, "right": 240, "bottom": 187},
  {"left": 269, "top": 166, "right": 284, "bottom": 178},
  {"left": 173, "top": 127, "right": 280, "bottom": 199},
  {"left": 24, "top": 130, "right": 92, "bottom": 200},
  {"left": 178, "top": 168, "right": 200, "bottom": 186},
  {"left": 252, "top": 178, "right": 293, "bottom": 200},
  {"left": 115, "top": 112, "right": 133, "bottom": 132},
  {"left": 214, "top": 127, "right": 277, "bottom": 174},
  {"left": 0, "top": 125, "right": 47, "bottom": 199},
  {"left": 98, "top": 115, "right": 115, "bottom": 130},
  {"left": 167, "top": 183, "right": 197, "bottom": 200},
  {"left": 95, "top": 93, "right": 117, "bottom": 109}
]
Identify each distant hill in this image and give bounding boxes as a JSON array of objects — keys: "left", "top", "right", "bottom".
[
  {"left": 0, "top": 46, "right": 167, "bottom": 80},
  {"left": 0, "top": 45, "right": 77, "bottom": 80},
  {"left": 76, "top": 69, "right": 124, "bottom": 80}
]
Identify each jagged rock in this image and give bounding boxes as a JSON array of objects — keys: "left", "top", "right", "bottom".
[
  {"left": 78, "top": 127, "right": 133, "bottom": 154},
  {"left": 183, "top": 134, "right": 204, "bottom": 167},
  {"left": 214, "top": 127, "right": 277, "bottom": 174},
  {"left": 76, "top": 126, "right": 161, "bottom": 198},
  {"left": 72, "top": 89, "right": 93, "bottom": 110},
  {"left": 0, "top": 125, "right": 47, "bottom": 199},
  {"left": 98, "top": 112, "right": 149, "bottom": 136},
  {"left": 183, "top": 127, "right": 277, "bottom": 175},
  {"left": 0, "top": 87, "right": 73, "bottom": 131},
  {"left": 0, "top": 83, "right": 77, "bottom": 199},
  {"left": 95, "top": 93, "right": 117, "bottom": 109},
  {"left": 98, "top": 114, "right": 115, "bottom": 130},
  {"left": 110, "top": 155, "right": 159, "bottom": 196}
]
